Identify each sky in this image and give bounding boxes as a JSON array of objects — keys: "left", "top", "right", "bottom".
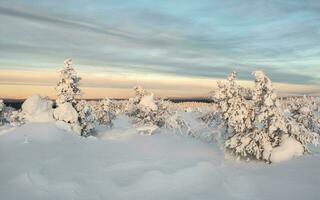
[{"left": 0, "top": 0, "right": 320, "bottom": 99}]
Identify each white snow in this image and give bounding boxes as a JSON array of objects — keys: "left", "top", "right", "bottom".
[
  {"left": 0, "top": 114, "right": 320, "bottom": 200},
  {"left": 53, "top": 102, "right": 78, "bottom": 123},
  {"left": 136, "top": 125, "right": 158, "bottom": 135},
  {"left": 139, "top": 93, "right": 158, "bottom": 110},
  {"left": 21, "top": 94, "right": 54, "bottom": 123},
  {"left": 270, "top": 136, "right": 304, "bottom": 163}
]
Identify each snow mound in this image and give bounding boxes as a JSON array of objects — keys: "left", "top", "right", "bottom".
[
  {"left": 21, "top": 94, "right": 54, "bottom": 122},
  {"left": 270, "top": 136, "right": 304, "bottom": 163},
  {"left": 53, "top": 103, "right": 78, "bottom": 123},
  {"left": 136, "top": 125, "right": 158, "bottom": 135},
  {"left": 140, "top": 94, "right": 158, "bottom": 110}
]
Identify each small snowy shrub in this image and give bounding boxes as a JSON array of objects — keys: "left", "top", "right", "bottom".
[
  {"left": 0, "top": 100, "right": 24, "bottom": 126},
  {"left": 7, "top": 110, "right": 25, "bottom": 126},
  {"left": 127, "top": 86, "right": 190, "bottom": 135},
  {"left": 91, "top": 98, "right": 116, "bottom": 128},
  {"left": 0, "top": 100, "right": 5, "bottom": 125},
  {"left": 75, "top": 100, "right": 95, "bottom": 137},
  {"left": 283, "top": 96, "right": 320, "bottom": 135}
]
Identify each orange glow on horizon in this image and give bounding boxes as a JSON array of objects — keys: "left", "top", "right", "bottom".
[{"left": 0, "top": 69, "right": 319, "bottom": 99}]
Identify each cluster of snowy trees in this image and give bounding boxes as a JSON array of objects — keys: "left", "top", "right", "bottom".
[
  {"left": 126, "top": 86, "right": 191, "bottom": 135},
  {"left": 0, "top": 59, "right": 319, "bottom": 163},
  {"left": 0, "top": 59, "right": 190, "bottom": 137},
  {"left": 202, "top": 71, "right": 319, "bottom": 163},
  {"left": 0, "top": 59, "right": 115, "bottom": 137}
]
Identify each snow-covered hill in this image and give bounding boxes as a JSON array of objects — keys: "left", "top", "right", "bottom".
[{"left": 1, "top": 116, "right": 320, "bottom": 200}]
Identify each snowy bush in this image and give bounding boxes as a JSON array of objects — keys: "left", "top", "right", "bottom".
[
  {"left": 283, "top": 96, "right": 320, "bottom": 135},
  {"left": 75, "top": 100, "right": 95, "bottom": 137},
  {"left": 126, "top": 86, "right": 190, "bottom": 135},
  {"left": 6, "top": 110, "right": 25, "bottom": 126},
  {"left": 0, "top": 100, "right": 5, "bottom": 125},
  {"left": 91, "top": 98, "right": 116, "bottom": 128}
]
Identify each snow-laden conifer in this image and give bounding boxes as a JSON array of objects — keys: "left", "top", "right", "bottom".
[
  {"left": 55, "top": 59, "right": 82, "bottom": 105},
  {"left": 225, "top": 71, "right": 318, "bottom": 162},
  {"left": 54, "top": 59, "right": 95, "bottom": 136}
]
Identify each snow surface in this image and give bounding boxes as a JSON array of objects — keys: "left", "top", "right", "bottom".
[
  {"left": 0, "top": 116, "right": 320, "bottom": 200},
  {"left": 21, "top": 94, "right": 54, "bottom": 123},
  {"left": 139, "top": 93, "right": 158, "bottom": 110},
  {"left": 270, "top": 136, "right": 304, "bottom": 163},
  {"left": 53, "top": 102, "right": 78, "bottom": 123}
]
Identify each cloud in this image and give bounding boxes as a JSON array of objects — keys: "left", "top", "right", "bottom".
[{"left": 0, "top": 0, "right": 319, "bottom": 96}]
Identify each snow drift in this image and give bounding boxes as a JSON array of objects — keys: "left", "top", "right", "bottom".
[{"left": 21, "top": 94, "right": 54, "bottom": 123}]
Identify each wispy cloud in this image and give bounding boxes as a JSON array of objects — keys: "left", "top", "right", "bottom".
[{"left": 0, "top": 0, "right": 319, "bottom": 98}]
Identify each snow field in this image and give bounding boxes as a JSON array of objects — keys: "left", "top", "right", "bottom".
[{"left": 0, "top": 117, "right": 320, "bottom": 200}]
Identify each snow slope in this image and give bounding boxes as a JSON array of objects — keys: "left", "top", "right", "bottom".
[{"left": 0, "top": 117, "right": 320, "bottom": 200}]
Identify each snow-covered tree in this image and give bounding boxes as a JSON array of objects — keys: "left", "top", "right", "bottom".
[
  {"left": 283, "top": 96, "right": 320, "bottom": 135},
  {"left": 282, "top": 96, "right": 320, "bottom": 148},
  {"left": 225, "top": 71, "right": 287, "bottom": 161},
  {"left": 7, "top": 110, "right": 25, "bottom": 126},
  {"left": 75, "top": 100, "right": 95, "bottom": 137},
  {"left": 0, "top": 100, "right": 23, "bottom": 126},
  {"left": 201, "top": 71, "right": 254, "bottom": 145},
  {"left": 54, "top": 59, "right": 95, "bottom": 137},
  {"left": 215, "top": 71, "right": 254, "bottom": 135},
  {"left": 126, "top": 86, "right": 190, "bottom": 135},
  {"left": 0, "top": 100, "right": 5, "bottom": 125},
  {"left": 224, "top": 71, "right": 319, "bottom": 162},
  {"left": 55, "top": 59, "right": 82, "bottom": 105},
  {"left": 91, "top": 98, "right": 116, "bottom": 128}
]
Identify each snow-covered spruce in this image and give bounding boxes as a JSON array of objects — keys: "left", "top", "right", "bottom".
[
  {"left": 226, "top": 71, "right": 288, "bottom": 161},
  {"left": 55, "top": 59, "right": 82, "bottom": 105},
  {"left": 91, "top": 98, "right": 116, "bottom": 128},
  {"left": 224, "top": 71, "right": 319, "bottom": 162},
  {"left": 53, "top": 59, "right": 95, "bottom": 137},
  {"left": 126, "top": 86, "right": 190, "bottom": 135},
  {"left": 201, "top": 71, "right": 254, "bottom": 144},
  {"left": 54, "top": 99, "right": 95, "bottom": 137},
  {"left": 216, "top": 71, "right": 253, "bottom": 137}
]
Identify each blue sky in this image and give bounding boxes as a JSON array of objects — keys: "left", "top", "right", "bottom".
[{"left": 0, "top": 0, "right": 320, "bottom": 98}]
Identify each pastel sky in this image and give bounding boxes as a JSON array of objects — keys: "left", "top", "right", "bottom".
[{"left": 0, "top": 0, "right": 320, "bottom": 99}]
